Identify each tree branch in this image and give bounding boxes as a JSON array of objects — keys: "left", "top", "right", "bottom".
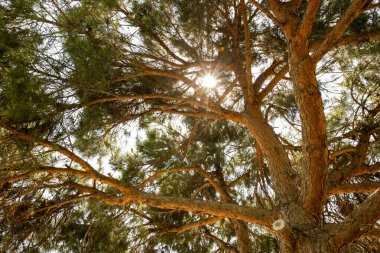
[
  {"left": 218, "top": 78, "right": 239, "bottom": 104},
  {"left": 331, "top": 189, "right": 380, "bottom": 251},
  {"left": 312, "top": 0, "right": 370, "bottom": 62},
  {"left": 203, "top": 229, "right": 238, "bottom": 253},
  {"left": 329, "top": 147, "right": 356, "bottom": 161},
  {"left": 0, "top": 122, "right": 97, "bottom": 174},
  {"left": 150, "top": 33, "right": 188, "bottom": 64},
  {"left": 80, "top": 94, "right": 224, "bottom": 115},
  {"left": 297, "top": 0, "right": 322, "bottom": 39},
  {"left": 125, "top": 190, "right": 275, "bottom": 229},
  {"left": 138, "top": 167, "right": 228, "bottom": 200},
  {"left": 350, "top": 163, "right": 380, "bottom": 178},
  {"left": 248, "top": 0, "right": 282, "bottom": 28},
  {"left": 253, "top": 60, "right": 283, "bottom": 91},
  {"left": 242, "top": 106, "right": 298, "bottom": 203},
  {"left": 240, "top": 0, "right": 255, "bottom": 103},
  {"left": 327, "top": 182, "right": 380, "bottom": 195},
  {"left": 257, "top": 65, "right": 289, "bottom": 101},
  {"left": 167, "top": 217, "right": 222, "bottom": 234},
  {"left": 365, "top": 3, "right": 380, "bottom": 10}
]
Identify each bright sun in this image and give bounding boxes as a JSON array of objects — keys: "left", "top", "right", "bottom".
[{"left": 200, "top": 75, "right": 217, "bottom": 89}]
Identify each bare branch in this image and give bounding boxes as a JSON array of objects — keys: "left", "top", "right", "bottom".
[
  {"left": 257, "top": 65, "right": 289, "bottom": 101},
  {"left": 327, "top": 182, "right": 380, "bottom": 195},
  {"left": 167, "top": 217, "right": 222, "bottom": 234},
  {"left": 331, "top": 189, "right": 380, "bottom": 250},
  {"left": 350, "top": 163, "right": 380, "bottom": 178},
  {"left": 248, "top": 0, "right": 282, "bottom": 28},
  {"left": 297, "top": 0, "right": 322, "bottom": 39},
  {"left": 329, "top": 147, "right": 357, "bottom": 161},
  {"left": 0, "top": 121, "right": 97, "bottom": 174},
  {"left": 253, "top": 60, "right": 283, "bottom": 91},
  {"left": 151, "top": 33, "right": 188, "bottom": 64},
  {"left": 312, "top": 0, "right": 370, "bottom": 62},
  {"left": 240, "top": 0, "right": 255, "bottom": 103}
]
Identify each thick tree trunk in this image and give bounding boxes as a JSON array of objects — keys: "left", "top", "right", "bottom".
[{"left": 288, "top": 40, "right": 328, "bottom": 218}]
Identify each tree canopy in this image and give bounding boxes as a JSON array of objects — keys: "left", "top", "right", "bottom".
[{"left": 0, "top": 0, "right": 380, "bottom": 252}]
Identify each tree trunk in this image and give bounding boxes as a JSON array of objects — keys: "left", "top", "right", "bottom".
[{"left": 288, "top": 39, "right": 328, "bottom": 218}]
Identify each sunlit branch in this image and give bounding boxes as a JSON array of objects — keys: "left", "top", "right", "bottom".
[
  {"left": 80, "top": 94, "right": 223, "bottom": 114},
  {"left": 0, "top": 121, "right": 97, "bottom": 174},
  {"left": 350, "top": 163, "right": 380, "bottom": 178},
  {"left": 331, "top": 189, "right": 380, "bottom": 250},
  {"left": 203, "top": 228, "right": 238, "bottom": 253},
  {"left": 248, "top": 0, "right": 281, "bottom": 28},
  {"left": 252, "top": 60, "right": 283, "bottom": 91},
  {"left": 138, "top": 167, "right": 229, "bottom": 201},
  {"left": 0, "top": 165, "right": 130, "bottom": 195},
  {"left": 309, "top": 30, "right": 380, "bottom": 52},
  {"left": 150, "top": 33, "right": 188, "bottom": 64},
  {"left": 218, "top": 78, "right": 239, "bottom": 104},
  {"left": 312, "top": 0, "right": 369, "bottom": 62},
  {"left": 327, "top": 182, "right": 380, "bottom": 195},
  {"left": 0, "top": 167, "right": 90, "bottom": 185},
  {"left": 329, "top": 147, "right": 357, "bottom": 161},
  {"left": 66, "top": 181, "right": 125, "bottom": 206},
  {"left": 167, "top": 217, "right": 222, "bottom": 234},
  {"left": 257, "top": 65, "right": 289, "bottom": 101},
  {"left": 240, "top": 0, "right": 254, "bottom": 103},
  {"left": 297, "top": 0, "right": 321, "bottom": 39}
]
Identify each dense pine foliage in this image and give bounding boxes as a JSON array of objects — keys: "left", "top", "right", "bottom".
[{"left": 0, "top": 0, "right": 379, "bottom": 252}]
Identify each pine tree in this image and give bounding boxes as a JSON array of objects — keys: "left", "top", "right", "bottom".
[{"left": 1, "top": 0, "right": 380, "bottom": 252}]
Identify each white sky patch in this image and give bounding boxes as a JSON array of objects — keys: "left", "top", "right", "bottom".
[{"left": 200, "top": 74, "right": 218, "bottom": 89}]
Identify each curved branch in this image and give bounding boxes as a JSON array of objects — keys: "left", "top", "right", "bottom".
[
  {"left": 80, "top": 94, "right": 223, "bottom": 115},
  {"left": 125, "top": 189, "right": 275, "bottom": 229},
  {"left": 329, "top": 147, "right": 356, "bottom": 161},
  {"left": 253, "top": 60, "right": 283, "bottom": 91},
  {"left": 167, "top": 217, "right": 222, "bottom": 234},
  {"left": 138, "top": 167, "right": 227, "bottom": 200},
  {"left": 248, "top": 0, "right": 281, "bottom": 28},
  {"left": 242, "top": 106, "right": 298, "bottom": 203},
  {"left": 327, "top": 182, "right": 380, "bottom": 195},
  {"left": 257, "top": 65, "right": 289, "bottom": 101},
  {"left": 331, "top": 189, "right": 380, "bottom": 251},
  {"left": 350, "top": 163, "right": 380, "bottom": 178},
  {"left": 0, "top": 122, "right": 97, "bottom": 174},
  {"left": 312, "top": 0, "right": 370, "bottom": 62}
]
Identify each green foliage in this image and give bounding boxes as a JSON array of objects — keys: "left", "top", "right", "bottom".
[{"left": 0, "top": 0, "right": 379, "bottom": 252}]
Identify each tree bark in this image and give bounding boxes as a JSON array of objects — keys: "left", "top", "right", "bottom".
[
  {"left": 288, "top": 39, "right": 328, "bottom": 218},
  {"left": 242, "top": 105, "right": 298, "bottom": 204},
  {"left": 230, "top": 220, "right": 254, "bottom": 253}
]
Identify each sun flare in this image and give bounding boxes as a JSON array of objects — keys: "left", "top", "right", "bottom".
[{"left": 200, "top": 75, "right": 217, "bottom": 89}]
